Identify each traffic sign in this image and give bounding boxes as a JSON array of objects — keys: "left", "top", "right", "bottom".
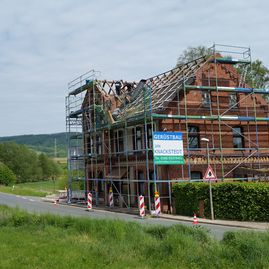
[{"left": 203, "top": 165, "right": 217, "bottom": 181}]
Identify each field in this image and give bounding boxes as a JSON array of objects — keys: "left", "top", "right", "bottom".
[
  {"left": 0, "top": 206, "right": 268, "bottom": 269},
  {"left": 0, "top": 180, "right": 61, "bottom": 197}
]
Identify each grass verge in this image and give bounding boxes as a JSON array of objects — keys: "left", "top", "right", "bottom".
[
  {"left": 0, "top": 179, "right": 64, "bottom": 197},
  {"left": 0, "top": 205, "right": 268, "bottom": 269},
  {"left": 0, "top": 185, "right": 47, "bottom": 197}
]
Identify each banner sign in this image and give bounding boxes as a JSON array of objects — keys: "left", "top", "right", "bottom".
[{"left": 153, "top": 132, "right": 184, "bottom": 165}]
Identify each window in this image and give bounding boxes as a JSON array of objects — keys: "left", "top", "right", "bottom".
[
  {"left": 149, "top": 170, "right": 155, "bottom": 191},
  {"left": 202, "top": 91, "right": 211, "bottom": 108},
  {"left": 191, "top": 171, "right": 202, "bottom": 180},
  {"left": 115, "top": 130, "right": 124, "bottom": 153},
  {"left": 96, "top": 134, "right": 102, "bottom": 154},
  {"left": 188, "top": 126, "right": 200, "bottom": 149},
  {"left": 146, "top": 124, "right": 153, "bottom": 149},
  {"left": 138, "top": 171, "right": 145, "bottom": 196},
  {"left": 133, "top": 126, "right": 143, "bottom": 151},
  {"left": 86, "top": 136, "right": 93, "bottom": 155},
  {"left": 229, "top": 93, "right": 238, "bottom": 108},
  {"left": 233, "top": 127, "right": 244, "bottom": 149}
]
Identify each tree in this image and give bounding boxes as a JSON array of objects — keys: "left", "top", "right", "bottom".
[
  {"left": 176, "top": 46, "right": 211, "bottom": 66},
  {"left": 0, "top": 142, "right": 62, "bottom": 183},
  {"left": 243, "top": 59, "right": 269, "bottom": 89},
  {"left": 38, "top": 153, "right": 62, "bottom": 180},
  {"left": 0, "top": 162, "right": 16, "bottom": 186},
  {"left": 176, "top": 46, "right": 269, "bottom": 89}
]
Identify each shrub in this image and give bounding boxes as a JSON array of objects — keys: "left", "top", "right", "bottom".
[
  {"left": 0, "top": 162, "right": 16, "bottom": 186},
  {"left": 172, "top": 182, "right": 269, "bottom": 221}
]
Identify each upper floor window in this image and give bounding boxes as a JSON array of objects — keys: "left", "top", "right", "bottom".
[
  {"left": 146, "top": 124, "right": 153, "bottom": 149},
  {"left": 96, "top": 134, "right": 102, "bottom": 154},
  {"left": 115, "top": 129, "right": 124, "bottom": 153},
  {"left": 202, "top": 91, "right": 211, "bottom": 108},
  {"left": 229, "top": 93, "right": 238, "bottom": 108},
  {"left": 233, "top": 127, "right": 244, "bottom": 149},
  {"left": 133, "top": 126, "right": 143, "bottom": 151},
  {"left": 188, "top": 126, "right": 200, "bottom": 149},
  {"left": 86, "top": 136, "right": 93, "bottom": 155}
]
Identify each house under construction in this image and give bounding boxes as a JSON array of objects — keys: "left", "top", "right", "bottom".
[{"left": 66, "top": 44, "right": 269, "bottom": 213}]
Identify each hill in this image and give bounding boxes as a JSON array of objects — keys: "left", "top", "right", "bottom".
[{"left": 0, "top": 133, "right": 67, "bottom": 157}]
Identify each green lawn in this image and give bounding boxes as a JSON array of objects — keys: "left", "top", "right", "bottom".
[
  {"left": 17, "top": 180, "right": 58, "bottom": 193},
  {"left": 0, "top": 205, "right": 268, "bottom": 269},
  {"left": 0, "top": 185, "right": 47, "bottom": 197},
  {"left": 0, "top": 180, "right": 61, "bottom": 197}
]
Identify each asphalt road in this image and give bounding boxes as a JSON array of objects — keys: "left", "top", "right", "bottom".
[{"left": 0, "top": 192, "right": 249, "bottom": 240}]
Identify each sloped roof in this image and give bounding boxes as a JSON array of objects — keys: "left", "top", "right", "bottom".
[{"left": 116, "top": 55, "right": 209, "bottom": 121}]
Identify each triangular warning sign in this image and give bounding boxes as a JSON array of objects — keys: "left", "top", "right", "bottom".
[{"left": 203, "top": 165, "right": 217, "bottom": 181}]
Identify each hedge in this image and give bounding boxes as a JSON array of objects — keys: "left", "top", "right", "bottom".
[{"left": 172, "top": 182, "right": 269, "bottom": 221}]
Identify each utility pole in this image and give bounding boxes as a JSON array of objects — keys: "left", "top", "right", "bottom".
[
  {"left": 54, "top": 138, "right": 57, "bottom": 158},
  {"left": 201, "top": 137, "right": 214, "bottom": 220},
  {"left": 54, "top": 138, "right": 57, "bottom": 193}
]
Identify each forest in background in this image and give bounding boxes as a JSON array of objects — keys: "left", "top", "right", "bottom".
[
  {"left": 0, "top": 132, "right": 67, "bottom": 157},
  {"left": 0, "top": 142, "right": 62, "bottom": 185}
]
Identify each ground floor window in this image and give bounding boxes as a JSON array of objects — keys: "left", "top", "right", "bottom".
[
  {"left": 191, "top": 171, "right": 202, "bottom": 180},
  {"left": 138, "top": 171, "right": 145, "bottom": 196}
]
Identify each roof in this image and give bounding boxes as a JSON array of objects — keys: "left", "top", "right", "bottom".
[{"left": 114, "top": 55, "right": 209, "bottom": 121}]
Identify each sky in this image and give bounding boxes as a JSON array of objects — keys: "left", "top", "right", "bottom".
[{"left": 0, "top": 0, "right": 268, "bottom": 136}]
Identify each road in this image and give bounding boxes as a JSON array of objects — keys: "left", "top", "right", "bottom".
[{"left": 0, "top": 192, "right": 249, "bottom": 240}]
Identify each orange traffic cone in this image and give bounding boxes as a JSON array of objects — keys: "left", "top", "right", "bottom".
[{"left": 193, "top": 213, "right": 198, "bottom": 225}]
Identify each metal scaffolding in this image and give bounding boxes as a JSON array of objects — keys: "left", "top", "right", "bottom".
[{"left": 66, "top": 44, "right": 269, "bottom": 212}]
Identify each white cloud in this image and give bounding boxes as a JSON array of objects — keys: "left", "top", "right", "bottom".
[{"left": 0, "top": 0, "right": 268, "bottom": 135}]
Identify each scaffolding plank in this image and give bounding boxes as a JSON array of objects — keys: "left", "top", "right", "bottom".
[
  {"left": 68, "top": 80, "right": 93, "bottom": 96},
  {"left": 69, "top": 108, "right": 84, "bottom": 118},
  {"left": 152, "top": 113, "right": 269, "bottom": 122},
  {"left": 211, "top": 57, "right": 250, "bottom": 64},
  {"left": 185, "top": 85, "right": 269, "bottom": 94}
]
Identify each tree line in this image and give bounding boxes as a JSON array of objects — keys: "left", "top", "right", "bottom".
[
  {"left": 0, "top": 142, "right": 62, "bottom": 185},
  {"left": 0, "top": 132, "right": 67, "bottom": 157}
]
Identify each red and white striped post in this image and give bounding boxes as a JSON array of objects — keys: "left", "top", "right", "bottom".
[
  {"left": 139, "top": 195, "right": 145, "bottom": 218},
  {"left": 87, "top": 192, "right": 92, "bottom": 211},
  {"left": 154, "top": 191, "right": 161, "bottom": 216},
  {"left": 109, "top": 187, "right": 114, "bottom": 208}
]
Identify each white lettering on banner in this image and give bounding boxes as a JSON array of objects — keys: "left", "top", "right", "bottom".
[{"left": 153, "top": 132, "right": 184, "bottom": 165}]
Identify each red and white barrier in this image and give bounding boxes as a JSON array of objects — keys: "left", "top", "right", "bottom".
[
  {"left": 109, "top": 187, "right": 114, "bottom": 208},
  {"left": 154, "top": 191, "right": 161, "bottom": 216},
  {"left": 193, "top": 213, "right": 198, "bottom": 225},
  {"left": 87, "top": 192, "right": 92, "bottom": 210},
  {"left": 139, "top": 195, "right": 145, "bottom": 218}
]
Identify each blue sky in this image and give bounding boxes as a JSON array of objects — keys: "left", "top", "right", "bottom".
[{"left": 0, "top": 0, "right": 268, "bottom": 136}]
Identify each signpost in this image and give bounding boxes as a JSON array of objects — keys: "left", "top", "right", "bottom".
[
  {"left": 203, "top": 165, "right": 217, "bottom": 220},
  {"left": 204, "top": 165, "right": 217, "bottom": 181},
  {"left": 153, "top": 132, "right": 184, "bottom": 165}
]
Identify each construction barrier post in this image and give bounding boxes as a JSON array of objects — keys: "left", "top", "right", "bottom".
[
  {"left": 109, "top": 187, "right": 114, "bottom": 208},
  {"left": 154, "top": 191, "right": 161, "bottom": 216},
  {"left": 139, "top": 195, "right": 145, "bottom": 218},
  {"left": 193, "top": 213, "right": 198, "bottom": 225},
  {"left": 87, "top": 192, "right": 92, "bottom": 211}
]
